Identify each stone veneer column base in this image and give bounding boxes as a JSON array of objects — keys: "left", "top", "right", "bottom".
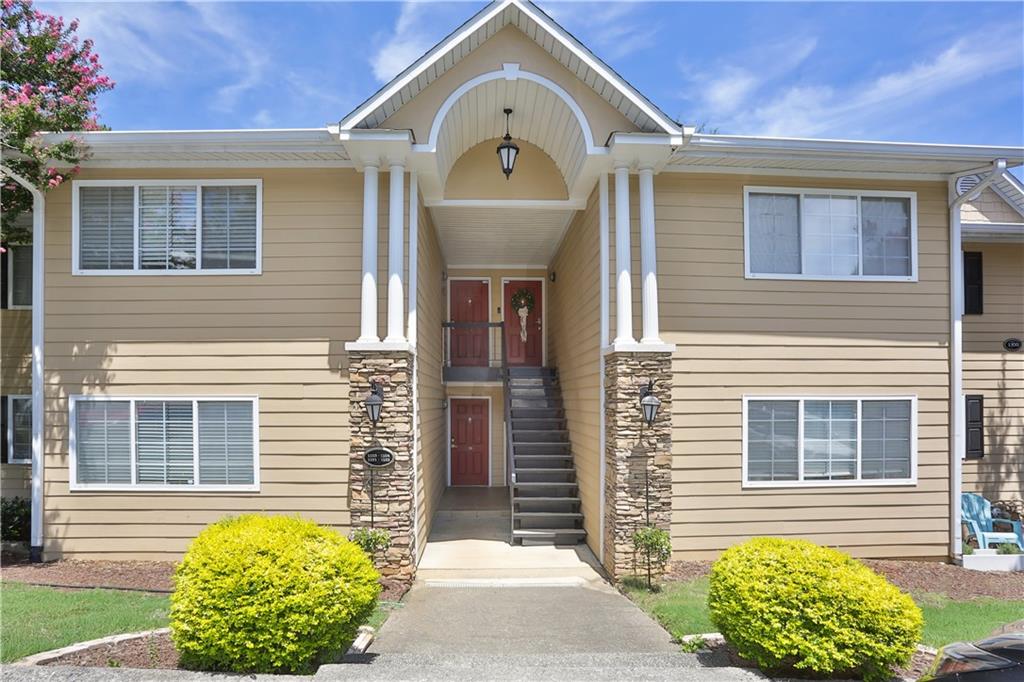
[
  {"left": 603, "top": 351, "right": 673, "bottom": 581},
  {"left": 348, "top": 350, "right": 416, "bottom": 579}
]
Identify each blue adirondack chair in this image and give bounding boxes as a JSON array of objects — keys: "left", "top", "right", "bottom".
[{"left": 962, "top": 493, "right": 1024, "bottom": 550}]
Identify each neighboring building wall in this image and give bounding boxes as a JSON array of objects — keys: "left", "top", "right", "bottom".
[
  {"left": 547, "top": 185, "right": 602, "bottom": 556},
  {"left": 962, "top": 241, "right": 1024, "bottom": 501},
  {"left": 415, "top": 204, "right": 446, "bottom": 557},
  {"left": 1, "top": 308, "right": 32, "bottom": 498},
  {"left": 655, "top": 173, "right": 953, "bottom": 560},
  {"left": 42, "top": 168, "right": 367, "bottom": 560},
  {"left": 961, "top": 188, "right": 1024, "bottom": 225}
]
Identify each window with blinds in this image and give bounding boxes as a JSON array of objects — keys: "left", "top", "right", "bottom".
[
  {"left": 5, "top": 396, "right": 33, "bottom": 463},
  {"left": 745, "top": 187, "right": 916, "bottom": 280},
  {"left": 744, "top": 396, "right": 916, "bottom": 486},
  {"left": 9, "top": 245, "right": 33, "bottom": 307},
  {"left": 74, "top": 181, "right": 261, "bottom": 274},
  {"left": 72, "top": 397, "right": 258, "bottom": 489}
]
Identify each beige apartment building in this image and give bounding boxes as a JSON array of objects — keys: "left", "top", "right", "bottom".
[{"left": 1, "top": 0, "right": 1021, "bottom": 577}]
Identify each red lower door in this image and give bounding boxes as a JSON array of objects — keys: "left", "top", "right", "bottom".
[
  {"left": 450, "top": 398, "right": 489, "bottom": 486},
  {"left": 504, "top": 280, "right": 543, "bottom": 366},
  {"left": 450, "top": 280, "right": 489, "bottom": 366}
]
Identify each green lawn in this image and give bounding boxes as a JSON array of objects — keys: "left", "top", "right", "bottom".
[
  {"left": 622, "top": 577, "right": 1024, "bottom": 649},
  {"left": 1, "top": 582, "right": 398, "bottom": 664},
  {"left": 0, "top": 582, "right": 170, "bottom": 663}
]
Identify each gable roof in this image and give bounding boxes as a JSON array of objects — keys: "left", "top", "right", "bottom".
[
  {"left": 957, "top": 170, "right": 1024, "bottom": 219},
  {"left": 339, "top": 0, "right": 681, "bottom": 137}
]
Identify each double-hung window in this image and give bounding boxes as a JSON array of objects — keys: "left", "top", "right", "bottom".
[
  {"left": 70, "top": 396, "right": 259, "bottom": 490},
  {"left": 4, "top": 245, "right": 33, "bottom": 308},
  {"left": 743, "top": 396, "right": 916, "bottom": 487},
  {"left": 744, "top": 187, "right": 917, "bottom": 281},
  {"left": 73, "top": 180, "right": 262, "bottom": 275},
  {"left": 3, "top": 396, "right": 32, "bottom": 464}
]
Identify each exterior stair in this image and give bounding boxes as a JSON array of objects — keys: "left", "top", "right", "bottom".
[{"left": 507, "top": 367, "right": 586, "bottom": 545}]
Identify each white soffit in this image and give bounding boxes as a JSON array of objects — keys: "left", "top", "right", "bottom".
[
  {"left": 430, "top": 205, "right": 573, "bottom": 266},
  {"left": 670, "top": 134, "right": 1024, "bottom": 179},
  {"left": 341, "top": 0, "right": 679, "bottom": 136},
  {"left": 435, "top": 77, "right": 586, "bottom": 187}
]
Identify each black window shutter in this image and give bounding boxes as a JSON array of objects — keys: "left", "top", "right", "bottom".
[
  {"left": 964, "top": 252, "right": 983, "bottom": 315},
  {"left": 1, "top": 248, "right": 8, "bottom": 310},
  {"left": 0, "top": 395, "right": 8, "bottom": 463},
  {"left": 965, "top": 394, "right": 985, "bottom": 459}
]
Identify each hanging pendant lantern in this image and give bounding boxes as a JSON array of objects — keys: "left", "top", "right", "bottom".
[{"left": 496, "top": 107, "right": 519, "bottom": 180}]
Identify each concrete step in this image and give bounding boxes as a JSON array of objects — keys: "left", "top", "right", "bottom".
[
  {"left": 512, "top": 429, "right": 569, "bottom": 443},
  {"left": 512, "top": 481, "right": 578, "bottom": 490},
  {"left": 512, "top": 527, "right": 587, "bottom": 545},
  {"left": 513, "top": 496, "right": 581, "bottom": 504}
]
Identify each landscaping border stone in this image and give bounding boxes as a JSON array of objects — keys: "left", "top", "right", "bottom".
[{"left": 14, "top": 628, "right": 171, "bottom": 666}]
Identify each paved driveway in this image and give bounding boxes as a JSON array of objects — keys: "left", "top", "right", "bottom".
[{"left": 370, "top": 584, "right": 678, "bottom": 654}]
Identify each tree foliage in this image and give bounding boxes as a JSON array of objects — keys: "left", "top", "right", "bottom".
[{"left": 1, "top": 0, "right": 113, "bottom": 242}]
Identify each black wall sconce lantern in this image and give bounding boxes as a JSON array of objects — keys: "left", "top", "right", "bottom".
[
  {"left": 365, "top": 380, "right": 384, "bottom": 424},
  {"left": 496, "top": 107, "right": 520, "bottom": 179}
]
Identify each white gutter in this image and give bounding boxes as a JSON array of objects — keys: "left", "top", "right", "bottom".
[
  {"left": 947, "top": 158, "right": 1006, "bottom": 562},
  {"left": 597, "top": 173, "right": 610, "bottom": 566},
  {"left": 1, "top": 164, "right": 45, "bottom": 562}
]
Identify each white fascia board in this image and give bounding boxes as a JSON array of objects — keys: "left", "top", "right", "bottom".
[
  {"left": 338, "top": 0, "right": 509, "bottom": 131},
  {"left": 43, "top": 128, "right": 339, "bottom": 146}
]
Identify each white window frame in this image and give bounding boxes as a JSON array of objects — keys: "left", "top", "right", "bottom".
[
  {"left": 7, "top": 244, "right": 32, "bottom": 309},
  {"left": 741, "top": 395, "right": 918, "bottom": 489},
  {"left": 68, "top": 395, "right": 260, "bottom": 492},
  {"left": 743, "top": 186, "right": 918, "bottom": 282},
  {"left": 71, "top": 179, "right": 263, "bottom": 276},
  {"left": 6, "top": 394, "right": 32, "bottom": 464}
]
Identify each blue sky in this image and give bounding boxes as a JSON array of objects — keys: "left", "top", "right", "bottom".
[{"left": 41, "top": 1, "right": 1024, "bottom": 147}]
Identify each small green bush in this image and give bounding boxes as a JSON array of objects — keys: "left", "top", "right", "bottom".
[
  {"left": 1, "top": 497, "right": 30, "bottom": 542},
  {"left": 708, "top": 538, "right": 922, "bottom": 682},
  {"left": 349, "top": 527, "right": 391, "bottom": 558},
  {"left": 962, "top": 541, "right": 975, "bottom": 556},
  {"left": 170, "top": 515, "right": 380, "bottom": 674},
  {"left": 996, "top": 543, "right": 1021, "bottom": 555}
]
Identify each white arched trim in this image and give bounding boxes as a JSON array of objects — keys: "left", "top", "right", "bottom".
[{"left": 415, "top": 63, "right": 602, "bottom": 155}]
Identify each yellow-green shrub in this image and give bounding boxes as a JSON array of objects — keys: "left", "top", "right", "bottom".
[
  {"left": 170, "top": 515, "right": 380, "bottom": 673},
  {"left": 708, "top": 538, "right": 922, "bottom": 682}
]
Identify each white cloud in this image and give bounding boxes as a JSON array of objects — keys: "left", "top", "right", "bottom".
[
  {"left": 681, "top": 25, "right": 1020, "bottom": 138},
  {"left": 370, "top": 1, "right": 464, "bottom": 84},
  {"left": 547, "top": 2, "right": 658, "bottom": 60}
]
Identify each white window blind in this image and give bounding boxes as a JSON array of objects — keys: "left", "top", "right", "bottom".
[
  {"left": 139, "top": 186, "right": 198, "bottom": 270},
  {"left": 136, "top": 401, "right": 195, "bottom": 485},
  {"left": 76, "top": 400, "right": 132, "bottom": 484},
  {"left": 73, "top": 397, "right": 257, "bottom": 489},
  {"left": 75, "top": 181, "right": 260, "bottom": 274},
  {"left": 744, "top": 397, "right": 915, "bottom": 486},
  {"left": 201, "top": 186, "right": 258, "bottom": 269},
  {"left": 10, "top": 245, "right": 33, "bottom": 307},
  {"left": 198, "top": 401, "right": 255, "bottom": 485},
  {"left": 8, "top": 396, "right": 32, "bottom": 463},
  {"left": 745, "top": 188, "right": 915, "bottom": 280},
  {"left": 79, "top": 187, "right": 135, "bottom": 270}
]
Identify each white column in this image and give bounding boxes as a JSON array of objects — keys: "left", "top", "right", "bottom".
[
  {"left": 385, "top": 163, "right": 406, "bottom": 343},
  {"left": 613, "top": 165, "right": 635, "bottom": 345},
  {"left": 357, "top": 165, "right": 379, "bottom": 343},
  {"left": 407, "top": 171, "right": 419, "bottom": 347},
  {"left": 638, "top": 167, "right": 661, "bottom": 344}
]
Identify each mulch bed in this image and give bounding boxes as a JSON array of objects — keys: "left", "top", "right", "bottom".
[
  {"left": 665, "top": 558, "right": 1024, "bottom": 600},
  {"left": 694, "top": 638, "right": 934, "bottom": 681},
  {"left": 43, "top": 633, "right": 180, "bottom": 670},
  {"left": 2, "top": 559, "right": 413, "bottom": 601}
]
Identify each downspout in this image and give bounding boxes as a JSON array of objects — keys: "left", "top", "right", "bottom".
[
  {"left": 597, "top": 173, "right": 610, "bottom": 565},
  {"left": 1, "top": 164, "right": 45, "bottom": 562},
  {"left": 946, "top": 158, "right": 1006, "bottom": 562}
]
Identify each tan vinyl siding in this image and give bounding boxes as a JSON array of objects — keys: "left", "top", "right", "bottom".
[
  {"left": 961, "top": 189, "right": 1024, "bottom": 225},
  {"left": 655, "top": 173, "right": 952, "bottom": 560},
  {"left": 548, "top": 185, "right": 602, "bottom": 556},
  {"left": 962, "top": 241, "right": 1023, "bottom": 500},
  {"left": 1, "top": 463, "right": 31, "bottom": 499},
  {"left": 42, "top": 168, "right": 364, "bottom": 560},
  {"left": 416, "top": 204, "right": 446, "bottom": 556}
]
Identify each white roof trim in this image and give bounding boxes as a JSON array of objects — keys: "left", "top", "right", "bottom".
[{"left": 339, "top": 0, "right": 680, "bottom": 136}]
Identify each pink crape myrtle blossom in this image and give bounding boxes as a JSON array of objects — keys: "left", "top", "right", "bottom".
[{"left": 1, "top": 0, "right": 114, "bottom": 243}]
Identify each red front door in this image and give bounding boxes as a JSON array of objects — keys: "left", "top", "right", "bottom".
[
  {"left": 450, "top": 398, "right": 489, "bottom": 486},
  {"left": 504, "top": 280, "right": 543, "bottom": 366},
  {"left": 449, "top": 280, "right": 489, "bottom": 366}
]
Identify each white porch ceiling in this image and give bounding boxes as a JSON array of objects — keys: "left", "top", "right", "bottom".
[
  {"left": 435, "top": 77, "right": 587, "bottom": 189},
  {"left": 430, "top": 205, "right": 574, "bottom": 267}
]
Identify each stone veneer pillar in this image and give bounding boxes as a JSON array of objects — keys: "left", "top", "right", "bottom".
[
  {"left": 603, "top": 351, "right": 673, "bottom": 580},
  {"left": 348, "top": 350, "right": 416, "bottom": 579}
]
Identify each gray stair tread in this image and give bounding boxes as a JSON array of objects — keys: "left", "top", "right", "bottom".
[
  {"left": 514, "top": 512, "right": 583, "bottom": 517},
  {"left": 512, "top": 481, "right": 578, "bottom": 487},
  {"left": 513, "top": 496, "right": 581, "bottom": 502},
  {"left": 514, "top": 468, "right": 575, "bottom": 473},
  {"left": 512, "top": 528, "right": 587, "bottom": 536}
]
